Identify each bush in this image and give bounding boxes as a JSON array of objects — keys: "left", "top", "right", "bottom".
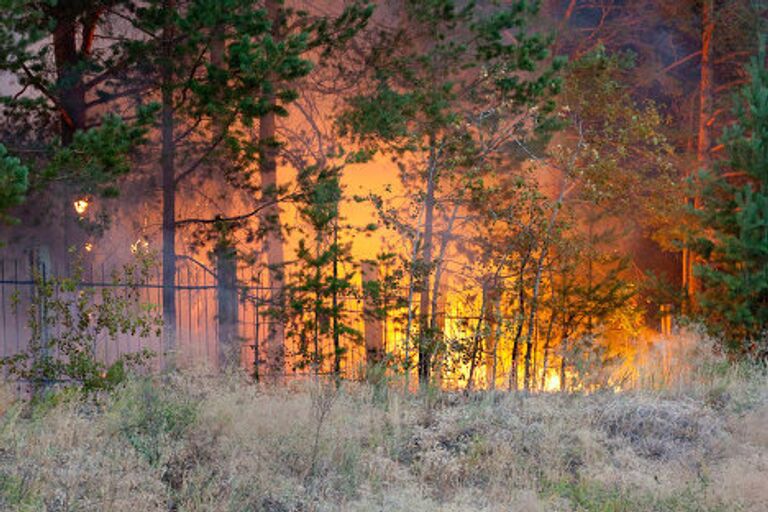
[
  {"left": 0, "top": 250, "right": 160, "bottom": 396},
  {"left": 109, "top": 378, "right": 198, "bottom": 466}
]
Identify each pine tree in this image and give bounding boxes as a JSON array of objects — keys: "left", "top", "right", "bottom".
[
  {"left": 0, "top": 0, "right": 157, "bottom": 244},
  {"left": 0, "top": 144, "right": 28, "bottom": 225},
  {"left": 119, "top": 0, "right": 370, "bottom": 364},
  {"left": 285, "top": 165, "right": 358, "bottom": 377},
  {"left": 692, "top": 42, "right": 768, "bottom": 358}
]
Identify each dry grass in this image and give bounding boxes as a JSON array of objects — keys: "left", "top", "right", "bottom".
[{"left": 0, "top": 349, "right": 767, "bottom": 511}]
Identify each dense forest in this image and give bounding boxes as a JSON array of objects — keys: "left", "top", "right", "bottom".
[
  {"left": 3, "top": 2, "right": 768, "bottom": 511},
  {"left": 0, "top": 0, "right": 767, "bottom": 393}
]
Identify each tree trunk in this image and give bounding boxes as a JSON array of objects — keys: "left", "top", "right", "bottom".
[
  {"left": 558, "top": 320, "right": 572, "bottom": 392},
  {"left": 540, "top": 280, "right": 557, "bottom": 391},
  {"left": 418, "top": 142, "right": 438, "bottom": 387},
  {"left": 467, "top": 264, "right": 504, "bottom": 391},
  {"left": 559, "top": 335, "right": 567, "bottom": 392},
  {"left": 362, "top": 261, "right": 384, "bottom": 365},
  {"left": 483, "top": 282, "right": 501, "bottom": 391},
  {"left": 313, "top": 241, "right": 321, "bottom": 375},
  {"left": 428, "top": 203, "right": 458, "bottom": 384},
  {"left": 52, "top": 10, "right": 86, "bottom": 145},
  {"left": 260, "top": 0, "right": 287, "bottom": 379},
  {"left": 685, "top": 0, "right": 714, "bottom": 301},
  {"left": 332, "top": 218, "right": 341, "bottom": 379},
  {"left": 509, "top": 258, "right": 528, "bottom": 391},
  {"left": 523, "top": 248, "right": 548, "bottom": 391},
  {"left": 161, "top": 0, "right": 177, "bottom": 369},
  {"left": 403, "top": 230, "right": 422, "bottom": 389},
  {"left": 215, "top": 245, "right": 239, "bottom": 368},
  {"left": 523, "top": 178, "right": 568, "bottom": 390},
  {"left": 428, "top": 205, "right": 457, "bottom": 333},
  {"left": 466, "top": 279, "right": 490, "bottom": 391}
]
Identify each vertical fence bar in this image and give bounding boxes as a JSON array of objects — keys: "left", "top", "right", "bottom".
[
  {"left": 185, "top": 265, "right": 191, "bottom": 362},
  {"left": 1, "top": 260, "right": 6, "bottom": 363},
  {"left": 155, "top": 265, "right": 162, "bottom": 371},
  {"left": 13, "top": 259, "right": 20, "bottom": 359},
  {"left": 193, "top": 264, "right": 200, "bottom": 363},
  {"left": 203, "top": 267, "right": 210, "bottom": 364},
  {"left": 256, "top": 278, "right": 262, "bottom": 374}
]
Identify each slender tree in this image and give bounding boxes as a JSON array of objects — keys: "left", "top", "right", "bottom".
[
  {"left": 340, "top": 0, "right": 561, "bottom": 387},
  {"left": 285, "top": 165, "right": 357, "bottom": 377}
]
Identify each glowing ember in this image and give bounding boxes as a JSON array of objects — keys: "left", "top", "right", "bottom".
[
  {"left": 543, "top": 372, "right": 561, "bottom": 392},
  {"left": 84, "top": 242, "right": 93, "bottom": 252},
  {"left": 130, "top": 239, "right": 149, "bottom": 254},
  {"left": 73, "top": 198, "right": 89, "bottom": 215}
]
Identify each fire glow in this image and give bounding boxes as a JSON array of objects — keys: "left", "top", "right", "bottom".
[
  {"left": 73, "top": 198, "right": 90, "bottom": 215},
  {"left": 0, "top": 0, "right": 739, "bottom": 396}
]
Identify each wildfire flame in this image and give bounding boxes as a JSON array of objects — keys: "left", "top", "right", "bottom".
[
  {"left": 73, "top": 198, "right": 90, "bottom": 215},
  {"left": 543, "top": 372, "right": 561, "bottom": 392},
  {"left": 84, "top": 242, "right": 93, "bottom": 252}
]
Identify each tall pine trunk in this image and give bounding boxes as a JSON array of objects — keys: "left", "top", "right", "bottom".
[
  {"left": 52, "top": 10, "right": 85, "bottom": 145},
  {"left": 52, "top": 7, "right": 94, "bottom": 262},
  {"left": 685, "top": 0, "right": 714, "bottom": 301},
  {"left": 161, "top": 0, "right": 177, "bottom": 368},
  {"left": 260, "top": 0, "right": 287, "bottom": 379}
]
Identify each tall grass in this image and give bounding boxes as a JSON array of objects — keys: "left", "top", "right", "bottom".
[{"left": 0, "top": 331, "right": 766, "bottom": 511}]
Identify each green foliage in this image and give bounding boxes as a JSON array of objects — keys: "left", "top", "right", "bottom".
[
  {"left": 560, "top": 48, "right": 678, "bottom": 236},
  {"left": 0, "top": 0, "right": 158, "bottom": 223},
  {"left": 41, "top": 110, "right": 156, "bottom": 198},
  {"left": 544, "top": 479, "right": 720, "bottom": 512},
  {"left": 538, "top": 48, "right": 677, "bottom": 377},
  {"left": 0, "top": 249, "right": 161, "bottom": 395},
  {"left": 691, "top": 43, "right": 768, "bottom": 358},
  {"left": 0, "top": 0, "right": 157, "bottom": 219},
  {"left": 0, "top": 143, "right": 29, "bottom": 224},
  {"left": 338, "top": 0, "right": 561, "bottom": 153},
  {"left": 110, "top": 379, "right": 198, "bottom": 466},
  {"left": 0, "top": 0, "right": 69, "bottom": 134},
  {"left": 123, "top": 0, "right": 372, "bottom": 250},
  {"left": 551, "top": 230, "right": 638, "bottom": 332},
  {"left": 0, "top": 470, "right": 42, "bottom": 509},
  {"left": 286, "top": 166, "right": 360, "bottom": 372},
  {"left": 143, "top": 0, "right": 372, "bottom": 139}
]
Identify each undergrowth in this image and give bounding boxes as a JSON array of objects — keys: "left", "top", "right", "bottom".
[{"left": 0, "top": 361, "right": 766, "bottom": 511}]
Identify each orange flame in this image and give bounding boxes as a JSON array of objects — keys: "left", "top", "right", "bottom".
[{"left": 73, "top": 198, "right": 90, "bottom": 215}]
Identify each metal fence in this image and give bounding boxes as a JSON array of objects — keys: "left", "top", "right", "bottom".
[
  {"left": 0, "top": 253, "right": 378, "bottom": 386},
  {"left": 0, "top": 251, "right": 524, "bottom": 393}
]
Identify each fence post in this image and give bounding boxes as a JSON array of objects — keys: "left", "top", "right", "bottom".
[
  {"left": 29, "top": 245, "right": 51, "bottom": 393},
  {"left": 215, "top": 245, "right": 239, "bottom": 370},
  {"left": 362, "top": 261, "right": 384, "bottom": 367}
]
